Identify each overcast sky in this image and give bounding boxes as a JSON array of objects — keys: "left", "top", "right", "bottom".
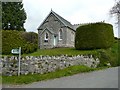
[{"left": 23, "top": 0, "right": 118, "bottom": 37}]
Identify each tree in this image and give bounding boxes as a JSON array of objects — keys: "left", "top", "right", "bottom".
[
  {"left": 110, "top": 0, "right": 120, "bottom": 20},
  {"left": 2, "top": 2, "right": 27, "bottom": 31},
  {"left": 110, "top": 0, "right": 120, "bottom": 38}
]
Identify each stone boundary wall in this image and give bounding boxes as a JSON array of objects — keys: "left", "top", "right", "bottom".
[{"left": 1, "top": 55, "right": 100, "bottom": 76}]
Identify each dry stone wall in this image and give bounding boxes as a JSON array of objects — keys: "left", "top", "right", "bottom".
[{"left": 1, "top": 55, "right": 100, "bottom": 76}]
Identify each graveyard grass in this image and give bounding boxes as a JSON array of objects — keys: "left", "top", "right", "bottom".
[{"left": 2, "top": 65, "right": 107, "bottom": 85}]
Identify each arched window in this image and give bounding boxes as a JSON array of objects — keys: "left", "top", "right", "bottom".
[
  {"left": 45, "top": 32, "right": 49, "bottom": 41},
  {"left": 71, "top": 32, "right": 75, "bottom": 42},
  {"left": 59, "top": 29, "right": 63, "bottom": 40}
]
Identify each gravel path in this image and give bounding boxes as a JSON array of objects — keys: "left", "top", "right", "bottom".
[{"left": 3, "top": 67, "right": 119, "bottom": 88}]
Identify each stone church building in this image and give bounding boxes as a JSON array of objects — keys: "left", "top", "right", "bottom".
[{"left": 37, "top": 10, "right": 80, "bottom": 49}]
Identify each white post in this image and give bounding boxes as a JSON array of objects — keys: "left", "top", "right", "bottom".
[{"left": 18, "top": 47, "right": 21, "bottom": 76}]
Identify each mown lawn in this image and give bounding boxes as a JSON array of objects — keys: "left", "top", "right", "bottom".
[{"left": 23, "top": 48, "right": 99, "bottom": 56}]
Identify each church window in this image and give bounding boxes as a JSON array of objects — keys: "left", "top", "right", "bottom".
[
  {"left": 44, "top": 32, "right": 49, "bottom": 42},
  {"left": 59, "top": 29, "right": 63, "bottom": 40},
  {"left": 71, "top": 32, "right": 74, "bottom": 42}
]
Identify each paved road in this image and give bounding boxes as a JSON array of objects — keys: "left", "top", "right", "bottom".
[{"left": 3, "top": 67, "right": 119, "bottom": 88}]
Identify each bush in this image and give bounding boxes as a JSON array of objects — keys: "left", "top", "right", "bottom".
[
  {"left": 22, "top": 43, "right": 37, "bottom": 54},
  {"left": 21, "top": 32, "right": 38, "bottom": 54},
  {"left": 21, "top": 32, "right": 38, "bottom": 44},
  {"left": 75, "top": 22, "right": 114, "bottom": 50},
  {"left": 97, "top": 39, "right": 119, "bottom": 67},
  {"left": 2, "top": 30, "right": 25, "bottom": 54},
  {"left": 2, "top": 30, "right": 38, "bottom": 55},
  {"left": 97, "top": 50, "right": 111, "bottom": 67}
]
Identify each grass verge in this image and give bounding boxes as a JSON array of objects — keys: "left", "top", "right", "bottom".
[{"left": 2, "top": 65, "right": 107, "bottom": 85}]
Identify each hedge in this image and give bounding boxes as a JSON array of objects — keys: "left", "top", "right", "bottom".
[
  {"left": 2, "top": 30, "right": 38, "bottom": 55},
  {"left": 75, "top": 22, "right": 114, "bottom": 50}
]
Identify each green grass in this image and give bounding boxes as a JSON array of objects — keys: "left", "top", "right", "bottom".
[
  {"left": 23, "top": 48, "right": 98, "bottom": 56},
  {"left": 2, "top": 65, "right": 104, "bottom": 85}
]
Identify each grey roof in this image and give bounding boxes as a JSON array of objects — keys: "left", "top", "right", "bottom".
[
  {"left": 72, "top": 24, "right": 84, "bottom": 30},
  {"left": 51, "top": 10, "right": 74, "bottom": 30},
  {"left": 38, "top": 10, "right": 74, "bottom": 30}
]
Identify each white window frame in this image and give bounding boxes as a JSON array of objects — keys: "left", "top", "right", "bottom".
[
  {"left": 45, "top": 32, "right": 49, "bottom": 40},
  {"left": 59, "top": 29, "right": 63, "bottom": 40}
]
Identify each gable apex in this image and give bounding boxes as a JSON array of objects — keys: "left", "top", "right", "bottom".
[
  {"left": 37, "top": 10, "right": 74, "bottom": 30},
  {"left": 51, "top": 11, "right": 73, "bottom": 29},
  {"left": 40, "top": 28, "right": 55, "bottom": 35}
]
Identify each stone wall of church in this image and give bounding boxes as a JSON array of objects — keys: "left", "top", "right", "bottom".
[
  {"left": 66, "top": 28, "right": 75, "bottom": 47},
  {"left": 38, "top": 12, "right": 77, "bottom": 49},
  {"left": 38, "top": 14, "right": 68, "bottom": 49},
  {"left": 57, "top": 27, "right": 67, "bottom": 47}
]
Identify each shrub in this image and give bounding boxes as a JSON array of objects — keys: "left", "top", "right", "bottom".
[
  {"left": 2, "top": 30, "right": 25, "bottom": 54},
  {"left": 22, "top": 43, "right": 37, "bottom": 54},
  {"left": 97, "top": 39, "right": 119, "bottom": 67},
  {"left": 21, "top": 32, "right": 38, "bottom": 54},
  {"left": 2, "top": 30, "right": 38, "bottom": 55},
  {"left": 21, "top": 32, "right": 38, "bottom": 44},
  {"left": 97, "top": 50, "right": 111, "bottom": 67},
  {"left": 75, "top": 22, "right": 114, "bottom": 50}
]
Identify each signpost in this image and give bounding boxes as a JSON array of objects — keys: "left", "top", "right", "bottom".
[
  {"left": 11, "top": 49, "right": 19, "bottom": 54},
  {"left": 11, "top": 47, "right": 21, "bottom": 76}
]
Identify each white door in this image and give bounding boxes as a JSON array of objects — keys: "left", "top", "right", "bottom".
[{"left": 53, "top": 36, "right": 57, "bottom": 46}]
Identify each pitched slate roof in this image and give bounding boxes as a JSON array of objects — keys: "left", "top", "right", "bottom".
[
  {"left": 51, "top": 10, "right": 74, "bottom": 30},
  {"left": 37, "top": 10, "right": 74, "bottom": 30}
]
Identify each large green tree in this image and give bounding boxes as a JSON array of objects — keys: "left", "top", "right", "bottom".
[{"left": 2, "top": 2, "right": 27, "bottom": 31}]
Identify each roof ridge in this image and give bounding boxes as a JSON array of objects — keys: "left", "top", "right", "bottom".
[
  {"left": 51, "top": 10, "right": 71, "bottom": 24},
  {"left": 51, "top": 10, "right": 74, "bottom": 29},
  {"left": 38, "top": 10, "right": 75, "bottom": 30}
]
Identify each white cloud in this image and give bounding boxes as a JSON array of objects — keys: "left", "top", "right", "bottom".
[{"left": 23, "top": 0, "right": 118, "bottom": 37}]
